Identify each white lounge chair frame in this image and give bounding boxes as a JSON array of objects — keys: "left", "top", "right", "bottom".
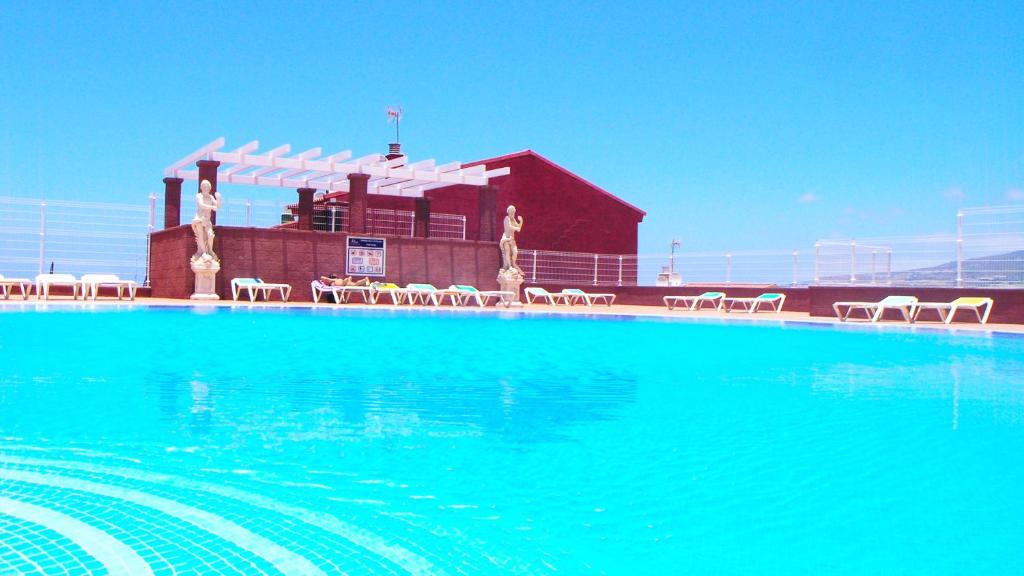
[
  {"left": 81, "top": 274, "right": 138, "bottom": 301},
  {"left": 723, "top": 293, "right": 786, "bottom": 314},
  {"left": 371, "top": 283, "right": 411, "bottom": 305},
  {"left": 664, "top": 292, "right": 725, "bottom": 311},
  {"left": 524, "top": 287, "right": 572, "bottom": 305},
  {"left": 833, "top": 296, "right": 918, "bottom": 322},
  {"left": 35, "top": 274, "right": 81, "bottom": 300},
  {"left": 0, "top": 275, "right": 33, "bottom": 300},
  {"left": 561, "top": 288, "right": 615, "bottom": 307},
  {"left": 405, "top": 283, "right": 443, "bottom": 306},
  {"left": 231, "top": 278, "right": 291, "bottom": 302},
  {"left": 445, "top": 285, "right": 515, "bottom": 307},
  {"left": 912, "top": 297, "right": 994, "bottom": 325},
  {"left": 310, "top": 280, "right": 373, "bottom": 304}
]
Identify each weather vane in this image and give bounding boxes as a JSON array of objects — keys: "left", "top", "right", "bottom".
[{"left": 386, "top": 106, "right": 404, "bottom": 143}]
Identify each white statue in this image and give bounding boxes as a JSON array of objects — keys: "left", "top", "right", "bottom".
[
  {"left": 500, "top": 205, "right": 524, "bottom": 273},
  {"left": 191, "top": 179, "right": 221, "bottom": 263}
]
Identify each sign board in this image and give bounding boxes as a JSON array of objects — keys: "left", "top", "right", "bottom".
[{"left": 346, "top": 237, "right": 386, "bottom": 277}]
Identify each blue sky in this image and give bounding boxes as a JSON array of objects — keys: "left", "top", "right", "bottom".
[{"left": 1, "top": 1, "right": 1021, "bottom": 255}]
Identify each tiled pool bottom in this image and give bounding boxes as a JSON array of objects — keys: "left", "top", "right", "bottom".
[
  {"left": 2, "top": 306, "right": 1024, "bottom": 574},
  {"left": 0, "top": 448, "right": 453, "bottom": 575}
]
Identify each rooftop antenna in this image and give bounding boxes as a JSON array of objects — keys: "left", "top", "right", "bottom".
[{"left": 386, "top": 106, "right": 404, "bottom": 143}]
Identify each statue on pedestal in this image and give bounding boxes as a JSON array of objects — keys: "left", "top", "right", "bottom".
[
  {"left": 499, "top": 205, "right": 524, "bottom": 274},
  {"left": 190, "top": 179, "right": 222, "bottom": 300},
  {"left": 497, "top": 205, "right": 525, "bottom": 304},
  {"left": 191, "top": 179, "right": 221, "bottom": 263}
]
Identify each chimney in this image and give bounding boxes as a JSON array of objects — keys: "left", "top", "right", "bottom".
[{"left": 386, "top": 142, "right": 403, "bottom": 160}]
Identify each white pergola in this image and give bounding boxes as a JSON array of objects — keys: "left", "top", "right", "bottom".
[{"left": 164, "top": 137, "right": 511, "bottom": 197}]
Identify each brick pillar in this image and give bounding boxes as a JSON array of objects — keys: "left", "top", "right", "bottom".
[
  {"left": 197, "top": 160, "right": 221, "bottom": 225},
  {"left": 414, "top": 197, "right": 431, "bottom": 238},
  {"left": 297, "top": 188, "right": 315, "bottom": 231},
  {"left": 162, "top": 177, "right": 183, "bottom": 229},
  {"left": 478, "top": 185, "right": 497, "bottom": 241},
  {"left": 348, "top": 173, "right": 369, "bottom": 233}
]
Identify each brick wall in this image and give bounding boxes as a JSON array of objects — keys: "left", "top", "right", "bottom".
[{"left": 149, "top": 226, "right": 501, "bottom": 300}]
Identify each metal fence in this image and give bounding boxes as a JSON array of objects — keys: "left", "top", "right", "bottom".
[
  {"left": 2, "top": 194, "right": 1020, "bottom": 289},
  {"left": 310, "top": 204, "right": 466, "bottom": 239},
  {"left": 0, "top": 196, "right": 153, "bottom": 283}
]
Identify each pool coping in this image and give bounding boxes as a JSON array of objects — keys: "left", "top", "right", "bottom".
[{"left": 3, "top": 296, "right": 1023, "bottom": 337}]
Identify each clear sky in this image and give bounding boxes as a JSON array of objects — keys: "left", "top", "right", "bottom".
[{"left": 1, "top": 1, "right": 1021, "bottom": 255}]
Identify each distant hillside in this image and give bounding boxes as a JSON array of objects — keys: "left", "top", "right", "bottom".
[
  {"left": 818, "top": 250, "right": 1024, "bottom": 286},
  {"left": 889, "top": 250, "right": 1024, "bottom": 285}
]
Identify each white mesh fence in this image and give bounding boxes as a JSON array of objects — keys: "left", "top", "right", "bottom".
[
  {"left": 429, "top": 213, "right": 467, "bottom": 240},
  {"left": 0, "top": 196, "right": 152, "bottom": 282}
]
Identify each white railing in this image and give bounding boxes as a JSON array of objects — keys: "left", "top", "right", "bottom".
[
  {"left": 429, "top": 213, "right": 467, "bottom": 240},
  {"left": 0, "top": 196, "right": 152, "bottom": 283},
  {"left": 310, "top": 205, "right": 466, "bottom": 239}
]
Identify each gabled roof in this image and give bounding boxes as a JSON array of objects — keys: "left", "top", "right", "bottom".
[{"left": 463, "top": 150, "right": 646, "bottom": 217}]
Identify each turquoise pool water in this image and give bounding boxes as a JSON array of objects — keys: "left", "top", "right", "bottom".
[{"left": 1, "top": 306, "right": 1023, "bottom": 575}]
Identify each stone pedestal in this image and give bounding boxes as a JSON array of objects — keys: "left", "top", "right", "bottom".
[
  {"left": 190, "top": 258, "right": 221, "bottom": 300},
  {"left": 497, "top": 268, "right": 525, "bottom": 307}
]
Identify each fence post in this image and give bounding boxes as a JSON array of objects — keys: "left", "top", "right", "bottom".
[
  {"left": 725, "top": 252, "right": 732, "bottom": 284},
  {"left": 792, "top": 251, "right": 798, "bottom": 286},
  {"left": 146, "top": 193, "right": 156, "bottom": 286},
  {"left": 871, "top": 250, "right": 877, "bottom": 285},
  {"left": 38, "top": 201, "right": 47, "bottom": 276},
  {"left": 886, "top": 250, "right": 893, "bottom": 284},
  {"left": 245, "top": 200, "right": 252, "bottom": 227},
  {"left": 593, "top": 253, "right": 599, "bottom": 285},
  {"left": 814, "top": 242, "right": 820, "bottom": 284},
  {"left": 618, "top": 255, "right": 623, "bottom": 286},
  {"left": 956, "top": 210, "right": 964, "bottom": 287},
  {"left": 850, "top": 241, "right": 857, "bottom": 284},
  {"left": 531, "top": 250, "right": 537, "bottom": 283}
]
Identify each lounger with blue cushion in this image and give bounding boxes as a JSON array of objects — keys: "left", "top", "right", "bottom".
[
  {"left": 664, "top": 291, "right": 725, "bottom": 311},
  {"left": 833, "top": 295, "right": 918, "bottom": 322},
  {"left": 0, "top": 274, "right": 33, "bottom": 300},
  {"left": 723, "top": 293, "right": 786, "bottom": 314},
  {"left": 446, "top": 284, "right": 515, "bottom": 307},
  {"left": 561, "top": 288, "right": 615, "bottom": 306},
  {"left": 231, "top": 278, "right": 291, "bottom": 302},
  {"left": 81, "top": 274, "right": 138, "bottom": 301},
  {"left": 524, "top": 287, "right": 572, "bottom": 305},
  {"left": 35, "top": 273, "right": 82, "bottom": 300},
  {"left": 912, "top": 296, "right": 994, "bottom": 324},
  {"left": 405, "top": 283, "right": 443, "bottom": 306}
]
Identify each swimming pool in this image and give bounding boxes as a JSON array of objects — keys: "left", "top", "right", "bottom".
[{"left": 1, "top": 306, "right": 1022, "bottom": 574}]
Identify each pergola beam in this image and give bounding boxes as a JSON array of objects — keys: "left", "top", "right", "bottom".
[{"left": 164, "top": 138, "right": 510, "bottom": 197}]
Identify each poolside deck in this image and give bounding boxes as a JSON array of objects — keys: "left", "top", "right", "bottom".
[{"left": 4, "top": 297, "right": 1022, "bottom": 335}]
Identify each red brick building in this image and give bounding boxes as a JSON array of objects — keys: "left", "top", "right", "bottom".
[{"left": 301, "top": 150, "right": 646, "bottom": 255}]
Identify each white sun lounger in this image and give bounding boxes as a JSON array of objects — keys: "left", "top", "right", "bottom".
[
  {"left": 0, "top": 274, "right": 33, "bottom": 300},
  {"left": 723, "top": 293, "right": 786, "bottom": 314},
  {"left": 561, "top": 288, "right": 616, "bottom": 306},
  {"left": 446, "top": 285, "right": 515, "bottom": 307},
  {"left": 35, "top": 273, "right": 82, "bottom": 300},
  {"left": 81, "top": 274, "right": 138, "bottom": 301},
  {"left": 524, "top": 287, "right": 572, "bottom": 305},
  {"left": 664, "top": 291, "right": 725, "bottom": 311},
  {"left": 370, "top": 282, "right": 412, "bottom": 305},
  {"left": 405, "top": 283, "right": 443, "bottom": 306},
  {"left": 310, "top": 279, "right": 373, "bottom": 304},
  {"left": 912, "top": 297, "right": 994, "bottom": 324},
  {"left": 231, "top": 278, "right": 291, "bottom": 302},
  {"left": 833, "top": 295, "right": 918, "bottom": 322}
]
